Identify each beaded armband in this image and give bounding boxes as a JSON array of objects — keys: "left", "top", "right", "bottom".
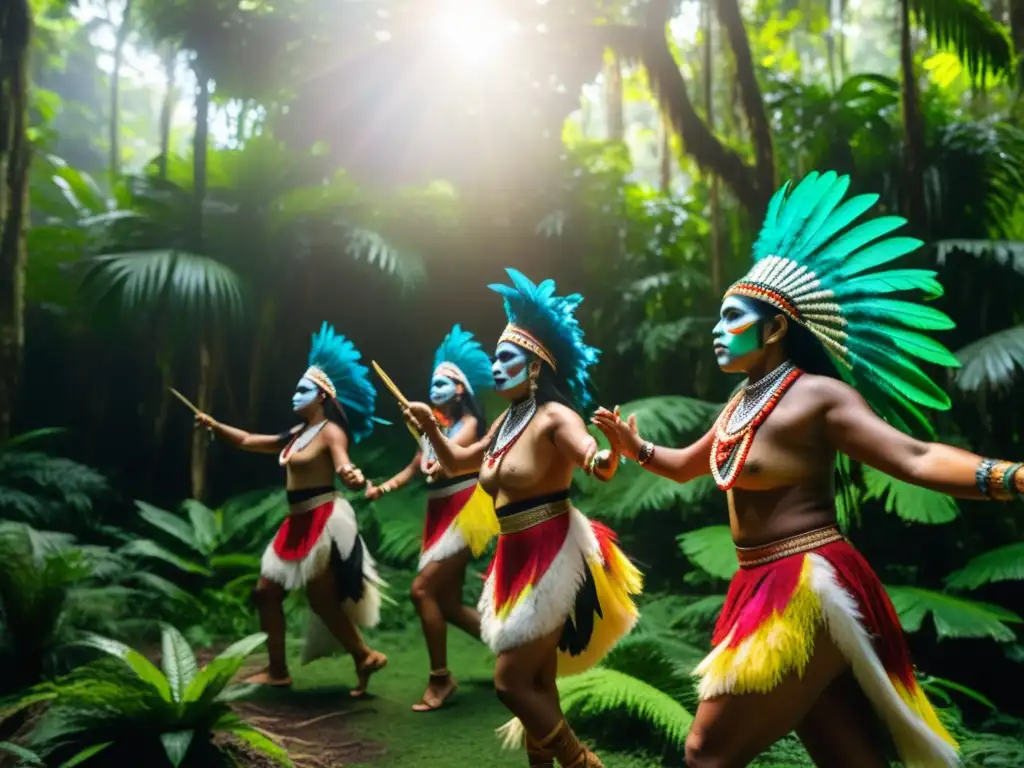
[
  {"left": 976, "top": 458, "right": 1024, "bottom": 501},
  {"left": 637, "top": 441, "right": 655, "bottom": 466}
]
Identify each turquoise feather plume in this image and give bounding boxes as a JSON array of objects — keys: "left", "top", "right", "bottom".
[
  {"left": 308, "top": 322, "right": 379, "bottom": 443},
  {"left": 433, "top": 324, "right": 494, "bottom": 394},
  {"left": 729, "top": 171, "right": 960, "bottom": 437}
]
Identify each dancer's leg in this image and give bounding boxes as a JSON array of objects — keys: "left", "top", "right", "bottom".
[
  {"left": 435, "top": 548, "right": 481, "bottom": 639},
  {"left": 794, "top": 669, "right": 889, "bottom": 768},
  {"left": 306, "top": 569, "right": 387, "bottom": 697},
  {"left": 244, "top": 578, "right": 291, "bottom": 686},
  {"left": 410, "top": 551, "right": 473, "bottom": 711},
  {"left": 684, "top": 627, "right": 849, "bottom": 768}
]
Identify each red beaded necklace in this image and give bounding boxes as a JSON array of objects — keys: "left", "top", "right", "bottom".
[{"left": 710, "top": 367, "right": 803, "bottom": 490}]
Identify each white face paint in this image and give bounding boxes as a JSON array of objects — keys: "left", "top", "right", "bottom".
[
  {"left": 430, "top": 375, "right": 459, "bottom": 406},
  {"left": 492, "top": 341, "right": 529, "bottom": 392},
  {"left": 292, "top": 376, "right": 320, "bottom": 412}
]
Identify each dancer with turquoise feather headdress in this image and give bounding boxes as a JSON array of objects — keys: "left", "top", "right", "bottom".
[
  {"left": 366, "top": 324, "right": 500, "bottom": 712},
  {"left": 194, "top": 322, "right": 388, "bottom": 696},
  {"left": 589, "top": 169, "right": 1024, "bottom": 766},
  {"left": 399, "top": 270, "right": 643, "bottom": 768}
]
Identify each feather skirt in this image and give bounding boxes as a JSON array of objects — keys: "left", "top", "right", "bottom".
[
  {"left": 260, "top": 492, "right": 385, "bottom": 664},
  {"left": 419, "top": 475, "right": 499, "bottom": 571},
  {"left": 479, "top": 493, "right": 642, "bottom": 676},
  {"left": 695, "top": 539, "right": 959, "bottom": 767}
]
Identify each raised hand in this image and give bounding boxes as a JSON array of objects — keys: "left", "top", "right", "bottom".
[
  {"left": 591, "top": 405, "right": 642, "bottom": 461},
  {"left": 194, "top": 412, "right": 216, "bottom": 429},
  {"left": 365, "top": 483, "right": 384, "bottom": 501},
  {"left": 402, "top": 401, "right": 436, "bottom": 433},
  {"left": 339, "top": 463, "right": 367, "bottom": 490}
]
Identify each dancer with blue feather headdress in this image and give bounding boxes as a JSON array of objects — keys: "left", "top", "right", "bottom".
[
  {"left": 366, "top": 324, "right": 500, "bottom": 712},
  {"left": 194, "top": 322, "right": 388, "bottom": 696},
  {"left": 399, "top": 270, "right": 643, "bottom": 768},
  {"left": 588, "top": 170, "right": 1024, "bottom": 766}
]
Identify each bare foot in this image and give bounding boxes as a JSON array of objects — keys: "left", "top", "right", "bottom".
[
  {"left": 411, "top": 672, "right": 458, "bottom": 712},
  {"left": 350, "top": 650, "right": 387, "bottom": 698},
  {"left": 242, "top": 669, "right": 293, "bottom": 687}
]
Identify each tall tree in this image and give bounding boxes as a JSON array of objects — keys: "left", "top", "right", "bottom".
[
  {"left": 109, "top": 0, "right": 133, "bottom": 178},
  {"left": 0, "top": 0, "right": 31, "bottom": 440}
]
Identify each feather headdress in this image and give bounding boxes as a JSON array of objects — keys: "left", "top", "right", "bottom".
[
  {"left": 433, "top": 324, "right": 494, "bottom": 395},
  {"left": 725, "top": 170, "right": 960, "bottom": 435},
  {"left": 305, "top": 322, "right": 382, "bottom": 443},
  {"left": 489, "top": 268, "right": 599, "bottom": 411}
]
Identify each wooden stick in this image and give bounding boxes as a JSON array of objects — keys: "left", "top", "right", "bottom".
[
  {"left": 371, "top": 361, "right": 421, "bottom": 441},
  {"left": 168, "top": 387, "right": 200, "bottom": 415}
]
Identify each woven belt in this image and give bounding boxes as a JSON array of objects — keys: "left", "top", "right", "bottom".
[
  {"left": 288, "top": 492, "right": 336, "bottom": 516},
  {"left": 735, "top": 525, "right": 844, "bottom": 568},
  {"left": 498, "top": 499, "right": 571, "bottom": 535}
]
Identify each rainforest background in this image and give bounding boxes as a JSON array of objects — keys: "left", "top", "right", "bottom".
[{"left": 1, "top": 0, "right": 1024, "bottom": 766}]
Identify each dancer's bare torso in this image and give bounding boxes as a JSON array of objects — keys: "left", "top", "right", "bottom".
[
  {"left": 282, "top": 424, "right": 343, "bottom": 492},
  {"left": 478, "top": 402, "right": 587, "bottom": 508},
  {"left": 725, "top": 375, "right": 840, "bottom": 547}
]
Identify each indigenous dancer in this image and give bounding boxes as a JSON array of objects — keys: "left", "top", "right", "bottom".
[
  {"left": 590, "top": 170, "right": 1000, "bottom": 767},
  {"left": 365, "top": 324, "right": 499, "bottom": 712},
  {"left": 400, "top": 270, "right": 643, "bottom": 768},
  {"left": 194, "top": 322, "right": 387, "bottom": 696}
]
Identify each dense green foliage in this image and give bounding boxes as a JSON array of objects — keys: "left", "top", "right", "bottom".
[{"left": 1, "top": 0, "right": 1023, "bottom": 765}]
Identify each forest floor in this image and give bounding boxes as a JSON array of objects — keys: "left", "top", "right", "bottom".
[{"left": 232, "top": 627, "right": 657, "bottom": 768}]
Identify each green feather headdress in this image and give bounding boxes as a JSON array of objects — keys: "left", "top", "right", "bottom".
[{"left": 725, "top": 170, "right": 960, "bottom": 436}]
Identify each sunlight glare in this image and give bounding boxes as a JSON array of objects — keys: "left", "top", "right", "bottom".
[{"left": 433, "top": 5, "right": 516, "bottom": 65}]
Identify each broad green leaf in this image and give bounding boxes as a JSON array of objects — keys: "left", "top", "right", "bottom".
[
  {"left": 58, "top": 742, "right": 114, "bottom": 768},
  {"left": 183, "top": 633, "right": 267, "bottom": 704},
  {"left": 0, "top": 741, "right": 43, "bottom": 765},
  {"left": 578, "top": 464, "right": 716, "bottom": 521},
  {"left": 945, "top": 543, "right": 1024, "bottom": 590},
  {"left": 161, "top": 625, "right": 198, "bottom": 701},
  {"left": 78, "top": 633, "right": 173, "bottom": 701},
  {"left": 160, "top": 730, "right": 195, "bottom": 767},
  {"left": 132, "top": 572, "right": 200, "bottom": 605},
  {"left": 677, "top": 526, "right": 737, "bottom": 580},
  {"left": 558, "top": 668, "right": 693, "bottom": 751},
  {"left": 861, "top": 467, "right": 959, "bottom": 524},
  {"left": 120, "top": 539, "right": 213, "bottom": 576},
  {"left": 135, "top": 501, "right": 199, "bottom": 551},
  {"left": 182, "top": 500, "right": 219, "bottom": 556},
  {"left": 886, "top": 586, "right": 1021, "bottom": 642}
]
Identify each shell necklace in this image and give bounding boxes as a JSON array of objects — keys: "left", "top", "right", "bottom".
[
  {"left": 710, "top": 362, "right": 802, "bottom": 490},
  {"left": 279, "top": 420, "right": 328, "bottom": 466},
  {"left": 484, "top": 397, "right": 537, "bottom": 468}
]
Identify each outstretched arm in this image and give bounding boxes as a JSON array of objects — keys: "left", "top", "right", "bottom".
[
  {"left": 373, "top": 451, "right": 422, "bottom": 495},
  {"left": 550, "top": 406, "right": 620, "bottom": 481},
  {"left": 591, "top": 406, "right": 714, "bottom": 485},
  {"left": 197, "top": 413, "right": 297, "bottom": 455},
  {"left": 823, "top": 380, "right": 1012, "bottom": 501},
  {"left": 324, "top": 424, "right": 367, "bottom": 490}
]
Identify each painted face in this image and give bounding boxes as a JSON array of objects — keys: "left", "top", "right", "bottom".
[
  {"left": 430, "top": 375, "right": 459, "bottom": 406},
  {"left": 712, "top": 296, "right": 765, "bottom": 370},
  {"left": 492, "top": 341, "right": 529, "bottom": 392},
  {"left": 292, "top": 376, "right": 320, "bottom": 412}
]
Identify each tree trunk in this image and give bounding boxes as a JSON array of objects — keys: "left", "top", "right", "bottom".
[
  {"left": 604, "top": 52, "right": 624, "bottom": 140},
  {"left": 246, "top": 298, "right": 275, "bottom": 424},
  {"left": 703, "top": 0, "right": 722, "bottom": 295},
  {"left": 899, "top": 0, "right": 927, "bottom": 228},
  {"left": 156, "top": 44, "right": 177, "bottom": 179},
  {"left": 1011, "top": 0, "right": 1024, "bottom": 92},
  {"left": 715, "top": 0, "right": 775, "bottom": 206},
  {"left": 189, "top": 65, "right": 211, "bottom": 499},
  {"left": 0, "top": 0, "right": 31, "bottom": 441},
  {"left": 658, "top": 113, "right": 672, "bottom": 192},
  {"left": 109, "top": 0, "right": 133, "bottom": 179}
]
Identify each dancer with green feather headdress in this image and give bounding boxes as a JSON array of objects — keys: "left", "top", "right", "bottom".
[
  {"left": 590, "top": 170, "right": 1018, "bottom": 767},
  {"left": 193, "top": 322, "right": 388, "bottom": 696}
]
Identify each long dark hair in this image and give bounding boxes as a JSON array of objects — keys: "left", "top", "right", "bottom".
[
  {"left": 749, "top": 298, "right": 840, "bottom": 379},
  {"left": 446, "top": 391, "right": 487, "bottom": 440},
  {"left": 324, "top": 395, "right": 354, "bottom": 443}
]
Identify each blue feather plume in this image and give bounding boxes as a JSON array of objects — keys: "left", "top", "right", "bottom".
[
  {"left": 307, "top": 322, "right": 378, "bottom": 443},
  {"left": 433, "top": 324, "right": 494, "bottom": 393}
]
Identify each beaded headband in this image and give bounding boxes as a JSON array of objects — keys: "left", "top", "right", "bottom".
[
  {"left": 433, "top": 362, "right": 473, "bottom": 394},
  {"left": 499, "top": 323, "right": 558, "bottom": 371},
  {"left": 303, "top": 365, "right": 337, "bottom": 398}
]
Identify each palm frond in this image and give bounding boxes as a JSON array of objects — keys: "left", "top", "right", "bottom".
[
  {"left": 861, "top": 467, "right": 959, "bottom": 524},
  {"left": 677, "top": 526, "right": 737, "bottom": 580},
  {"left": 953, "top": 324, "right": 1024, "bottom": 392},
  {"left": 557, "top": 668, "right": 693, "bottom": 751},
  {"left": 945, "top": 543, "right": 1024, "bottom": 590},
  {"left": 886, "top": 585, "right": 1021, "bottom": 641},
  {"left": 611, "top": 397, "right": 722, "bottom": 445},
  {"left": 910, "top": 0, "right": 1014, "bottom": 81}
]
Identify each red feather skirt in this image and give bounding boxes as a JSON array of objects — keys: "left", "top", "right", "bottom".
[
  {"left": 419, "top": 475, "right": 498, "bottom": 571},
  {"left": 478, "top": 493, "right": 643, "bottom": 676},
  {"left": 695, "top": 538, "right": 958, "bottom": 767}
]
